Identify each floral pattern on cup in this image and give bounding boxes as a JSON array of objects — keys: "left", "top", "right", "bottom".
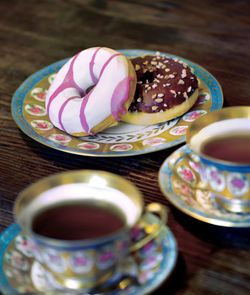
[
  {"left": 5, "top": 250, "right": 29, "bottom": 271},
  {"left": 182, "top": 110, "right": 207, "bottom": 122},
  {"left": 205, "top": 166, "right": 225, "bottom": 192},
  {"left": 139, "top": 253, "right": 162, "bottom": 273},
  {"left": 227, "top": 173, "right": 249, "bottom": 197},
  {"left": 48, "top": 133, "right": 72, "bottom": 145},
  {"left": 169, "top": 125, "right": 188, "bottom": 136},
  {"left": 110, "top": 143, "right": 133, "bottom": 152},
  {"left": 31, "top": 88, "right": 47, "bottom": 102},
  {"left": 25, "top": 104, "right": 46, "bottom": 116},
  {"left": 31, "top": 120, "right": 53, "bottom": 131},
  {"left": 97, "top": 247, "right": 116, "bottom": 270},
  {"left": 188, "top": 159, "right": 202, "bottom": 174},
  {"left": 15, "top": 235, "right": 35, "bottom": 258},
  {"left": 142, "top": 137, "right": 166, "bottom": 147},
  {"left": 69, "top": 251, "right": 94, "bottom": 274},
  {"left": 196, "top": 92, "right": 210, "bottom": 105},
  {"left": 48, "top": 73, "right": 57, "bottom": 84},
  {"left": 41, "top": 249, "right": 66, "bottom": 273},
  {"left": 77, "top": 142, "right": 100, "bottom": 150},
  {"left": 177, "top": 165, "right": 196, "bottom": 184}
]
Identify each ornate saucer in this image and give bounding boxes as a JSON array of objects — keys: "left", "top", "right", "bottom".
[
  {"left": 0, "top": 214, "right": 177, "bottom": 294},
  {"left": 11, "top": 49, "right": 223, "bottom": 157},
  {"left": 159, "top": 145, "right": 250, "bottom": 227}
]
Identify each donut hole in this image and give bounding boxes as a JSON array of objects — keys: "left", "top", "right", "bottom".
[
  {"left": 86, "top": 85, "right": 95, "bottom": 94},
  {"left": 141, "top": 71, "right": 154, "bottom": 84}
]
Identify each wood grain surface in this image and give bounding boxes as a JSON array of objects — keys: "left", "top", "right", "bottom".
[{"left": 0, "top": 0, "right": 250, "bottom": 294}]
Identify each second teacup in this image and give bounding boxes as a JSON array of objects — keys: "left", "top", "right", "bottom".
[{"left": 176, "top": 106, "right": 250, "bottom": 213}]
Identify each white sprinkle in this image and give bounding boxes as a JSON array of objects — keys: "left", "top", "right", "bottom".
[
  {"left": 170, "top": 90, "right": 176, "bottom": 95},
  {"left": 155, "top": 98, "right": 163, "bottom": 103},
  {"left": 152, "top": 106, "right": 158, "bottom": 111},
  {"left": 154, "top": 79, "right": 160, "bottom": 83},
  {"left": 190, "top": 77, "right": 194, "bottom": 80},
  {"left": 177, "top": 79, "right": 185, "bottom": 85},
  {"left": 163, "top": 103, "right": 167, "bottom": 107},
  {"left": 165, "top": 68, "right": 170, "bottom": 72},
  {"left": 164, "top": 60, "right": 169, "bottom": 63},
  {"left": 181, "top": 69, "right": 187, "bottom": 78},
  {"left": 137, "top": 97, "right": 142, "bottom": 102},
  {"left": 187, "top": 86, "right": 192, "bottom": 93},
  {"left": 145, "top": 84, "right": 149, "bottom": 88},
  {"left": 158, "top": 93, "right": 164, "bottom": 97},
  {"left": 152, "top": 94, "right": 157, "bottom": 99},
  {"left": 143, "top": 61, "right": 149, "bottom": 65},
  {"left": 151, "top": 61, "right": 157, "bottom": 65},
  {"left": 183, "top": 92, "right": 189, "bottom": 100},
  {"left": 137, "top": 81, "right": 142, "bottom": 84},
  {"left": 160, "top": 109, "right": 164, "bottom": 112},
  {"left": 152, "top": 84, "right": 157, "bottom": 89},
  {"left": 169, "top": 74, "right": 175, "bottom": 78},
  {"left": 135, "top": 64, "right": 141, "bottom": 71}
]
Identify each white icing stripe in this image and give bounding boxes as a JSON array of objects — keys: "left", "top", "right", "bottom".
[{"left": 46, "top": 47, "right": 132, "bottom": 135}]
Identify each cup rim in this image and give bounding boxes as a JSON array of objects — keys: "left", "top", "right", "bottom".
[
  {"left": 186, "top": 106, "right": 250, "bottom": 167},
  {"left": 14, "top": 170, "right": 144, "bottom": 248}
]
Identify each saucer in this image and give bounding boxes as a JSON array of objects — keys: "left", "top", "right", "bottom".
[
  {"left": 11, "top": 49, "right": 223, "bottom": 157},
  {"left": 159, "top": 145, "right": 250, "bottom": 227},
  {"left": 0, "top": 213, "right": 177, "bottom": 294}
]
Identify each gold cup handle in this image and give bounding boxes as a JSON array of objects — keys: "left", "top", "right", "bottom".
[{"left": 129, "top": 202, "right": 167, "bottom": 252}]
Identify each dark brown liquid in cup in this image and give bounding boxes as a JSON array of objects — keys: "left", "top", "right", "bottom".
[
  {"left": 32, "top": 203, "right": 125, "bottom": 240},
  {"left": 201, "top": 133, "right": 250, "bottom": 163}
]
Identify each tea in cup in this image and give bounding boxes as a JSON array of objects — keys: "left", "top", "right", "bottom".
[
  {"left": 14, "top": 170, "right": 166, "bottom": 291},
  {"left": 176, "top": 106, "right": 250, "bottom": 213}
]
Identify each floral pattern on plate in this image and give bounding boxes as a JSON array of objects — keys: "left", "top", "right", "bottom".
[
  {"left": 77, "top": 142, "right": 100, "bottom": 150},
  {"left": 177, "top": 165, "right": 196, "bottom": 184},
  {"left": 182, "top": 110, "right": 207, "bottom": 122},
  {"left": 24, "top": 104, "right": 46, "bottom": 116},
  {"left": 142, "top": 137, "right": 166, "bottom": 146},
  {"left": 169, "top": 125, "right": 188, "bottom": 136},
  {"left": 48, "top": 73, "right": 57, "bottom": 84},
  {"left": 31, "top": 88, "right": 47, "bottom": 102},
  {"left": 31, "top": 120, "right": 53, "bottom": 131},
  {"left": 48, "top": 133, "right": 72, "bottom": 145},
  {"left": 196, "top": 92, "right": 210, "bottom": 105},
  {"left": 110, "top": 144, "right": 133, "bottom": 152}
]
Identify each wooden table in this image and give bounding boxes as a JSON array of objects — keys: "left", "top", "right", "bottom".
[{"left": 0, "top": 0, "right": 250, "bottom": 294}]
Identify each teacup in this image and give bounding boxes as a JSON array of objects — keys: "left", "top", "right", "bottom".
[
  {"left": 14, "top": 170, "right": 166, "bottom": 291},
  {"left": 175, "top": 106, "right": 250, "bottom": 213}
]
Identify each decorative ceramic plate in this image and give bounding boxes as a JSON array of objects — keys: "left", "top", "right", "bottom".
[
  {"left": 159, "top": 145, "right": 250, "bottom": 227},
  {"left": 0, "top": 214, "right": 177, "bottom": 295},
  {"left": 12, "top": 49, "right": 223, "bottom": 157}
]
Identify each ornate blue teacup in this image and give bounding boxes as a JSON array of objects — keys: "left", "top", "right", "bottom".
[
  {"left": 14, "top": 170, "right": 166, "bottom": 292},
  {"left": 176, "top": 106, "right": 250, "bottom": 213}
]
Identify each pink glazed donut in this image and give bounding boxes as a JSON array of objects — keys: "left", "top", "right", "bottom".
[{"left": 46, "top": 47, "right": 137, "bottom": 136}]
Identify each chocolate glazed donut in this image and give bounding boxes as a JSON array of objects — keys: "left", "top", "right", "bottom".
[{"left": 121, "top": 54, "right": 199, "bottom": 125}]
